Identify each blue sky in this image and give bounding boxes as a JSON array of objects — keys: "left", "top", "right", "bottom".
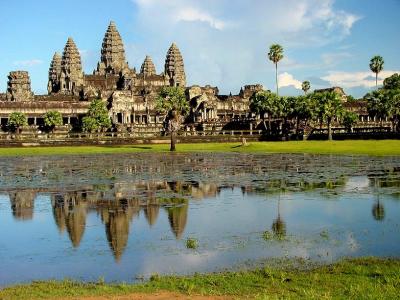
[{"left": 0, "top": 0, "right": 399, "bottom": 97}]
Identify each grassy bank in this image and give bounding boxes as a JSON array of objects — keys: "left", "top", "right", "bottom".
[
  {"left": 0, "top": 140, "right": 400, "bottom": 156},
  {"left": 0, "top": 258, "right": 399, "bottom": 299}
]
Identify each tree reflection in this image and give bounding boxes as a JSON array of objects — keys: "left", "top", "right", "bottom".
[
  {"left": 372, "top": 198, "right": 385, "bottom": 221},
  {"left": 272, "top": 195, "right": 286, "bottom": 239}
]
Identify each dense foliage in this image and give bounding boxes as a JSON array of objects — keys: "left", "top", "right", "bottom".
[
  {"left": 8, "top": 112, "right": 27, "bottom": 133},
  {"left": 82, "top": 99, "right": 111, "bottom": 133},
  {"left": 250, "top": 89, "right": 348, "bottom": 139},
  {"left": 44, "top": 111, "right": 63, "bottom": 131},
  {"left": 365, "top": 73, "right": 400, "bottom": 131}
]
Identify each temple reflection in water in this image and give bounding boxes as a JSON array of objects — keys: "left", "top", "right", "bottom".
[{"left": 4, "top": 169, "right": 397, "bottom": 261}]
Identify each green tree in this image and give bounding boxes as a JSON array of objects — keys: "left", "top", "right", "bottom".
[
  {"left": 301, "top": 81, "right": 311, "bottom": 94},
  {"left": 342, "top": 110, "right": 358, "bottom": 133},
  {"left": 369, "top": 56, "right": 384, "bottom": 87},
  {"left": 250, "top": 90, "right": 279, "bottom": 133},
  {"left": 365, "top": 89, "right": 389, "bottom": 126},
  {"left": 43, "top": 111, "right": 63, "bottom": 132},
  {"left": 293, "top": 95, "right": 314, "bottom": 134},
  {"left": 268, "top": 44, "right": 284, "bottom": 96},
  {"left": 156, "top": 87, "right": 189, "bottom": 151},
  {"left": 8, "top": 112, "right": 27, "bottom": 134},
  {"left": 82, "top": 99, "right": 111, "bottom": 133},
  {"left": 383, "top": 73, "right": 400, "bottom": 90},
  {"left": 313, "top": 91, "right": 343, "bottom": 140},
  {"left": 386, "top": 89, "right": 400, "bottom": 132}
]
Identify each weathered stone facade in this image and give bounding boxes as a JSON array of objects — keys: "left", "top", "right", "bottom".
[
  {"left": 0, "top": 21, "right": 268, "bottom": 134},
  {"left": 48, "top": 52, "right": 62, "bottom": 94},
  {"left": 95, "top": 21, "right": 129, "bottom": 76},
  {"left": 59, "top": 37, "right": 84, "bottom": 95},
  {"left": 164, "top": 43, "right": 186, "bottom": 87},
  {"left": 6, "top": 71, "right": 34, "bottom": 102}
]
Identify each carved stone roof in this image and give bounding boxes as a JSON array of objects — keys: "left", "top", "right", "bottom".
[
  {"left": 140, "top": 55, "right": 156, "bottom": 76},
  {"left": 49, "top": 52, "right": 62, "bottom": 80},
  {"left": 6, "top": 71, "right": 34, "bottom": 101},
  {"left": 97, "top": 21, "right": 128, "bottom": 75},
  {"left": 164, "top": 43, "right": 186, "bottom": 87},
  {"left": 62, "top": 37, "right": 83, "bottom": 77}
]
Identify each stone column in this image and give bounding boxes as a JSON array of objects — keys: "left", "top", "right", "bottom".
[{"left": 34, "top": 117, "right": 37, "bottom": 125}]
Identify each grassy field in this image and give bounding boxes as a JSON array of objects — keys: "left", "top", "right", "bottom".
[
  {"left": 0, "top": 258, "right": 399, "bottom": 299},
  {"left": 0, "top": 140, "right": 399, "bottom": 156}
]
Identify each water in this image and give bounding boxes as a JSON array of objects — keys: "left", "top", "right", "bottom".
[{"left": 0, "top": 153, "right": 399, "bottom": 286}]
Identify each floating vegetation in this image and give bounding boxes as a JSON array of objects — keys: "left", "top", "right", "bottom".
[{"left": 186, "top": 238, "right": 198, "bottom": 249}]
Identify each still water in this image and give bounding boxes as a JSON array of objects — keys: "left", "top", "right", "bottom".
[{"left": 0, "top": 153, "right": 399, "bottom": 286}]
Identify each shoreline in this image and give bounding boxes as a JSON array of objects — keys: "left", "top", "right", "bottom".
[
  {"left": 0, "top": 140, "right": 400, "bottom": 157},
  {"left": 0, "top": 257, "right": 399, "bottom": 299}
]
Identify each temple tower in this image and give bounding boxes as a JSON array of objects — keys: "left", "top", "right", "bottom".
[
  {"left": 60, "top": 37, "right": 84, "bottom": 95},
  {"left": 47, "top": 52, "right": 62, "bottom": 94},
  {"left": 164, "top": 43, "right": 186, "bottom": 87},
  {"left": 140, "top": 55, "right": 156, "bottom": 77},
  {"left": 6, "top": 71, "right": 34, "bottom": 101},
  {"left": 96, "top": 21, "right": 129, "bottom": 75}
]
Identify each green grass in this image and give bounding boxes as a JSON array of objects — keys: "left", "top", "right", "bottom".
[
  {"left": 0, "top": 140, "right": 400, "bottom": 156},
  {"left": 0, "top": 258, "right": 399, "bottom": 299}
]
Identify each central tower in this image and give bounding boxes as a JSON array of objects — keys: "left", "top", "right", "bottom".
[{"left": 96, "top": 21, "right": 129, "bottom": 75}]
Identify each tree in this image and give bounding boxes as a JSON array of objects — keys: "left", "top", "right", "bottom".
[
  {"left": 301, "top": 81, "right": 310, "bottom": 94},
  {"left": 313, "top": 91, "right": 343, "bottom": 140},
  {"left": 82, "top": 99, "right": 111, "bottom": 133},
  {"left": 293, "top": 95, "right": 314, "bottom": 134},
  {"left": 369, "top": 55, "right": 384, "bottom": 87},
  {"left": 43, "top": 111, "right": 63, "bottom": 132},
  {"left": 342, "top": 110, "right": 358, "bottom": 133},
  {"left": 8, "top": 112, "right": 27, "bottom": 134},
  {"left": 156, "top": 87, "right": 189, "bottom": 151},
  {"left": 365, "top": 89, "right": 389, "bottom": 125},
  {"left": 383, "top": 73, "right": 400, "bottom": 90},
  {"left": 250, "top": 90, "right": 279, "bottom": 133},
  {"left": 268, "top": 44, "right": 284, "bottom": 96}
]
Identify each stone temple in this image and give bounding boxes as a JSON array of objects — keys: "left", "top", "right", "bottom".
[{"left": 0, "top": 21, "right": 264, "bottom": 134}]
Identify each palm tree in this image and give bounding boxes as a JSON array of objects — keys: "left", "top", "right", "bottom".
[
  {"left": 268, "top": 44, "right": 284, "bottom": 96},
  {"left": 302, "top": 81, "right": 310, "bottom": 94},
  {"left": 156, "top": 87, "right": 189, "bottom": 151},
  {"left": 369, "top": 56, "right": 384, "bottom": 87},
  {"left": 313, "top": 91, "right": 343, "bottom": 140},
  {"left": 249, "top": 90, "right": 278, "bottom": 134}
]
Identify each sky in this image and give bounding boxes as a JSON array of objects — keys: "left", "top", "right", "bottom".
[{"left": 0, "top": 0, "right": 399, "bottom": 98}]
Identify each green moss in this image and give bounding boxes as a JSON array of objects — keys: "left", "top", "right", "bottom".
[
  {"left": 186, "top": 237, "right": 199, "bottom": 249},
  {"left": 1, "top": 258, "right": 399, "bottom": 299},
  {"left": 0, "top": 140, "right": 400, "bottom": 156}
]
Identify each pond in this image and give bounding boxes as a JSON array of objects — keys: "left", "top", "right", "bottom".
[{"left": 0, "top": 152, "right": 399, "bottom": 286}]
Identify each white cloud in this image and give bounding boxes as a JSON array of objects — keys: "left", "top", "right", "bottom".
[
  {"left": 321, "top": 52, "right": 352, "bottom": 67},
  {"left": 176, "top": 7, "right": 226, "bottom": 30},
  {"left": 129, "top": 0, "right": 360, "bottom": 93},
  {"left": 321, "top": 70, "right": 400, "bottom": 88},
  {"left": 279, "top": 72, "right": 303, "bottom": 89},
  {"left": 13, "top": 59, "right": 43, "bottom": 67}
]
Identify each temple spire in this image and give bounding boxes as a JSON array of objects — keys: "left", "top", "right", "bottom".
[
  {"left": 164, "top": 43, "right": 186, "bottom": 87},
  {"left": 60, "top": 37, "right": 84, "bottom": 95},
  {"left": 140, "top": 55, "right": 156, "bottom": 77},
  {"left": 48, "top": 52, "right": 62, "bottom": 94},
  {"left": 96, "top": 21, "right": 128, "bottom": 75}
]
